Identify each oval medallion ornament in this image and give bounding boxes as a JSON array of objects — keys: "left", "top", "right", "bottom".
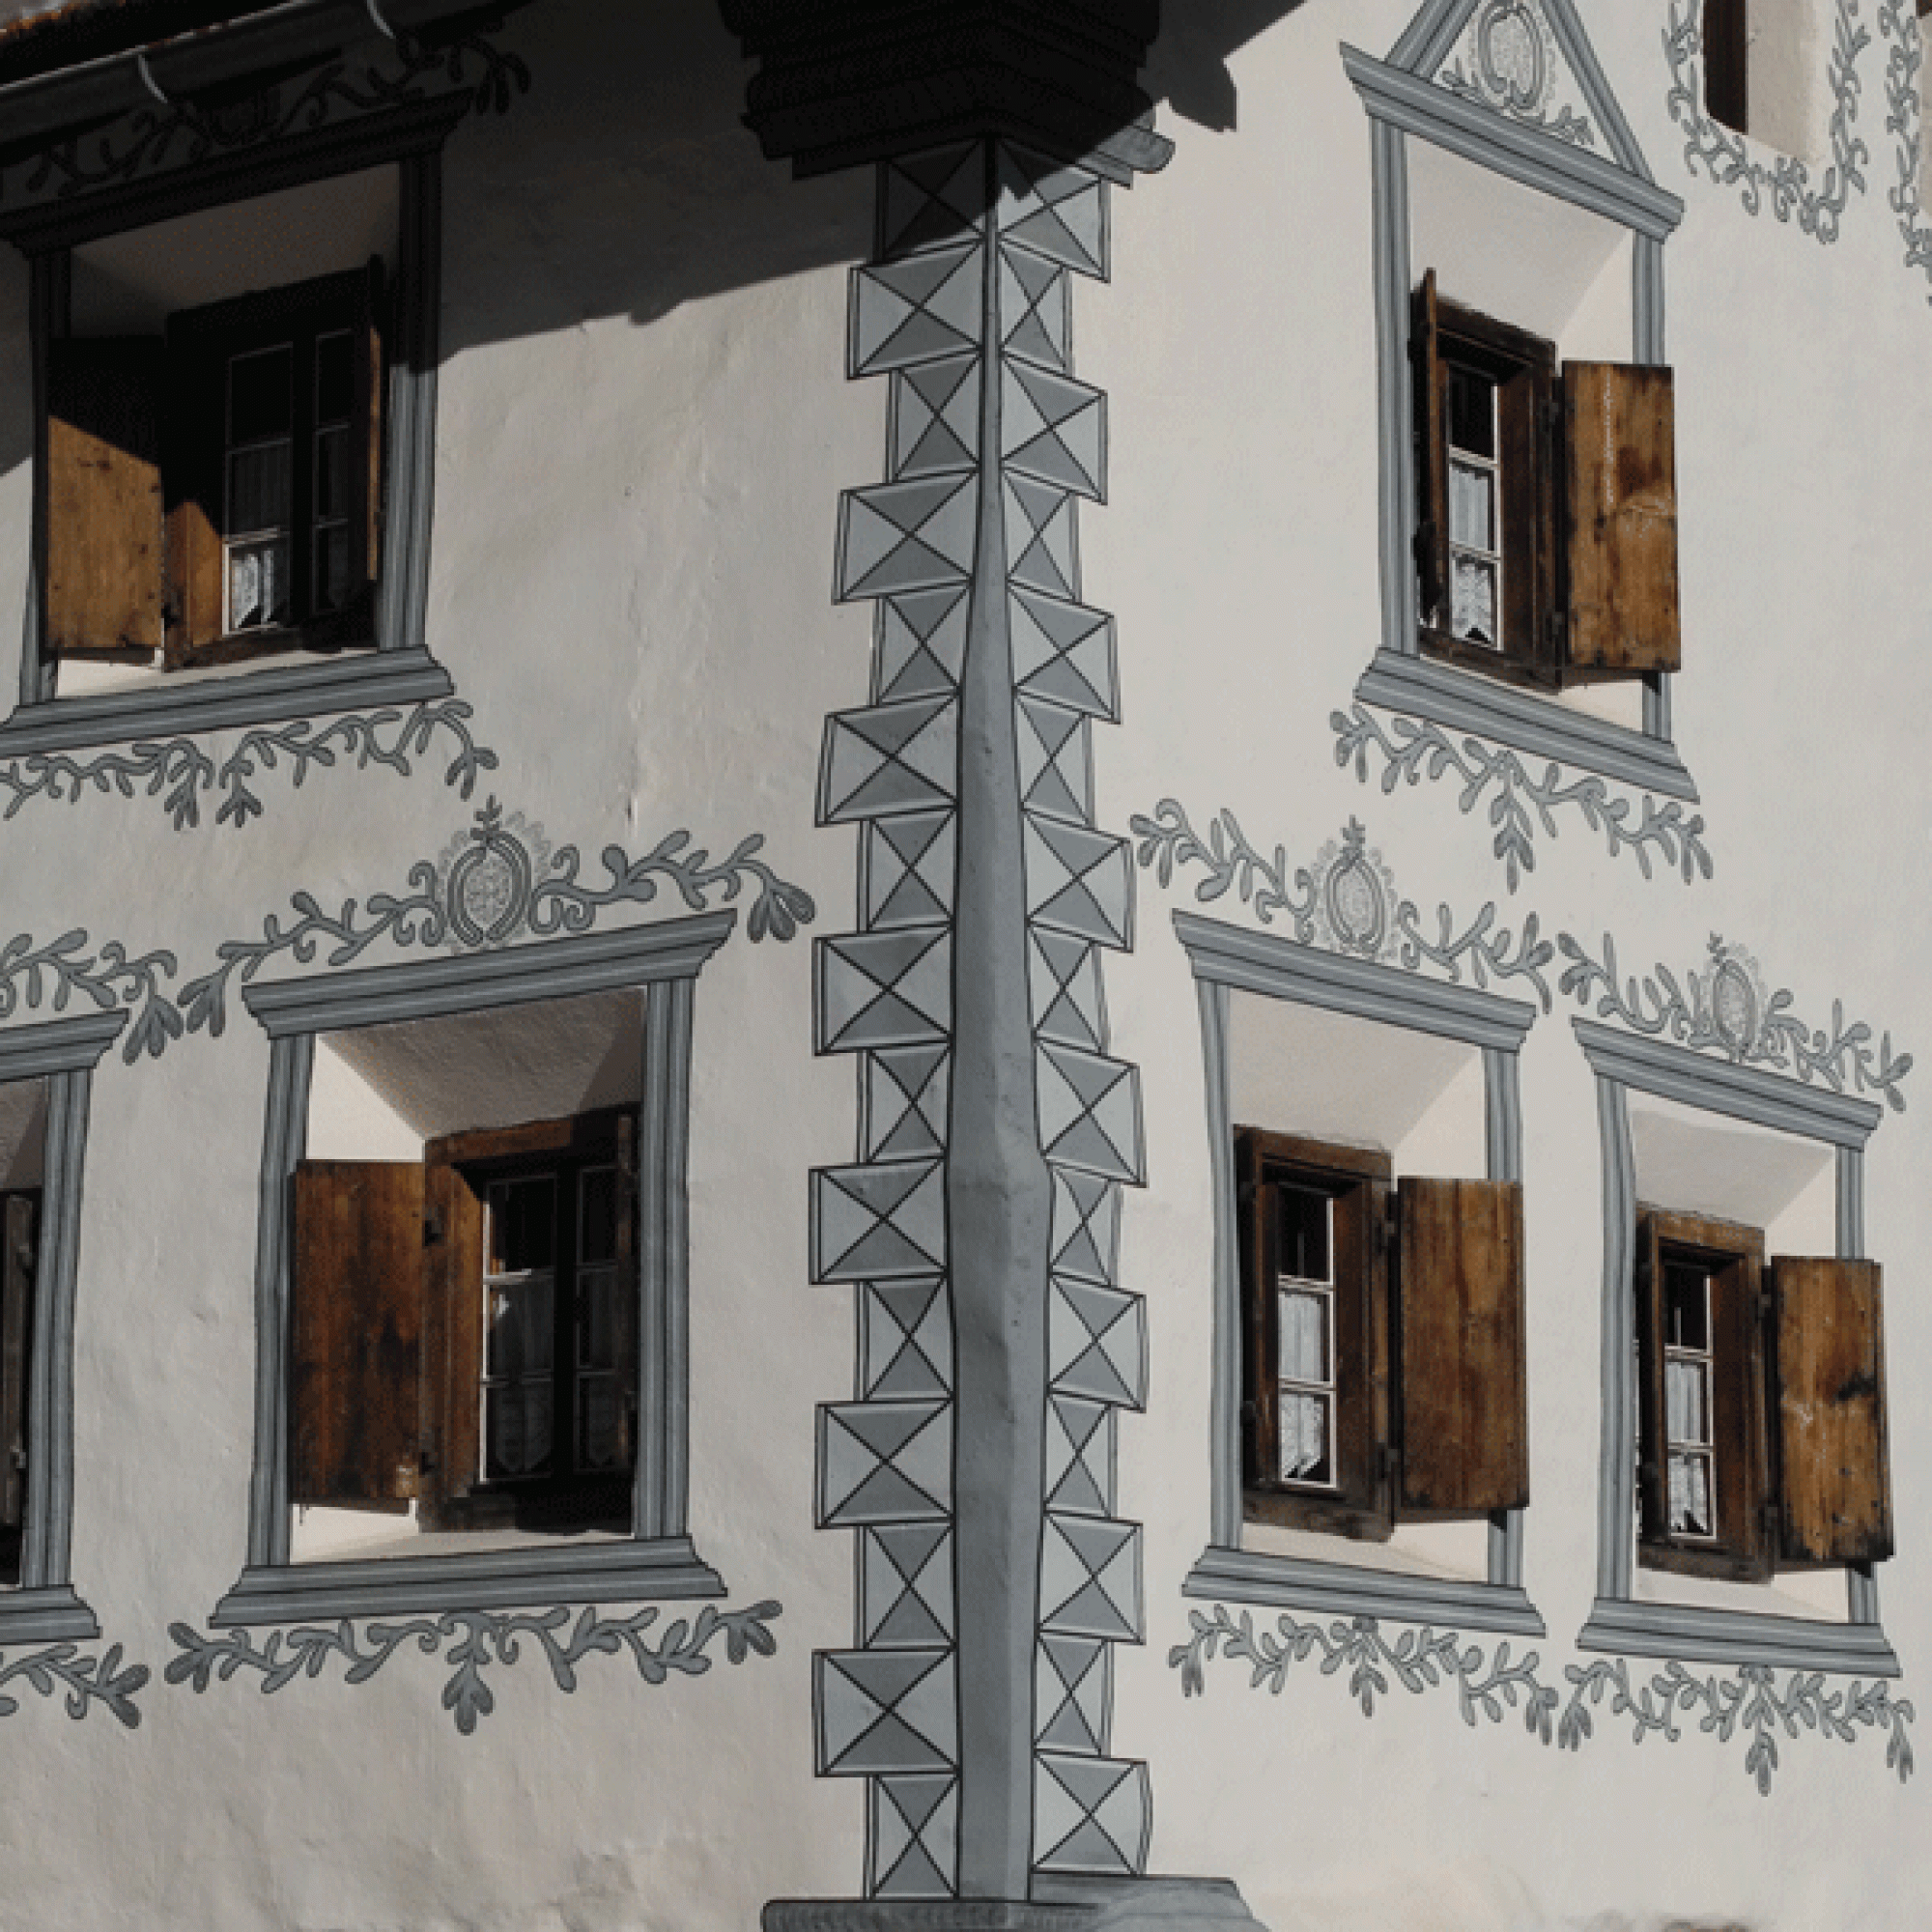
[
  {"left": 1326, "top": 849, "right": 1387, "bottom": 956},
  {"left": 1477, "top": 0, "right": 1548, "bottom": 112},
  {"left": 1712, "top": 955, "right": 1758, "bottom": 1057},
  {"left": 448, "top": 838, "right": 531, "bottom": 949}
]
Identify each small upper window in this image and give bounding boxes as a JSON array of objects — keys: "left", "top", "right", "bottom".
[
  {"left": 1412, "top": 271, "right": 1682, "bottom": 693},
  {"left": 1703, "top": 0, "right": 1750, "bottom": 134},
  {"left": 1236, "top": 1128, "right": 1527, "bottom": 1543},
  {"left": 47, "top": 264, "right": 383, "bottom": 674},
  {"left": 1636, "top": 1206, "right": 1892, "bottom": 1581}
]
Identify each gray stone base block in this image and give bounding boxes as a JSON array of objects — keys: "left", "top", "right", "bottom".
[{"left": 765, "top": 1880, "right": 1265, "bottom": 1932}]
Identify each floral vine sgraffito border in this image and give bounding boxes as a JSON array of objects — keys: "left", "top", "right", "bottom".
[
  {"left": 1331, "top": 706, "right": 1713, "bottom": 893},
  {"left": 1558, "top": 930, "right": 1913, "bottom": 1111},
  {"left": 168, "top": 1600, "right": 781, "bottom": 1736},
  {"left": 1171, "top": 1605, "right": 1915, "bottom": 1793},
  {"left": 0, "top": 698, "right": 498, "bottom": 835},
  {"left": 1132, "top": 802, "right": 1556, "bottom": 1006},
  {"left": 0, "top": 1640, "right": 148, "bottom": 1728},
  {"left": 3, "top": 25, "right": 529, "bottom": 211},
  {"left": 1663, "top": 0, "right": 1870, "bottom": 241},
  {"left": 1877, "top": 0, "right": 1932, "bottom": 291},
  {"left": 0, "top": 797, "right": 816, "bottom": 1064}
]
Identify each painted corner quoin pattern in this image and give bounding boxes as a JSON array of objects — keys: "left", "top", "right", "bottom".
[{"left": 810, "top": 141, "right": 1152, "bottom": 1902}]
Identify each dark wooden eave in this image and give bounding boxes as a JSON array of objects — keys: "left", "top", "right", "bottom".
[{"left": 719, "top": 0, "right": 1170, "bottom": 180}]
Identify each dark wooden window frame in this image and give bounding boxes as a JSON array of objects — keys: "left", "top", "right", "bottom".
[{"left": 0, "top": 1190, "right": 40, "bottom": 1588}]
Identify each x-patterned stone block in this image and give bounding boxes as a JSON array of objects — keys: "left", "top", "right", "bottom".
[
  {"left": 861, "top": 1277, "right": 953, "bottom": 1401},
  {"left": 882, "top": 144, "right": 988, "bottom": 259},
  {"left": 1044, "top": 1393, "right": 1117, "bottom": 1519},
  {"left": 1033, "top": 1753, "right": 1151, "bottom": 1877},
  {"left": 875, "top": 586, "right": 970, "bottom": 703},
  {"left": 817, "top": 928, "right": 953, "bottom": 1055},
  {"left": 870, "top": 1773, "right": 959, "bottom": 1899},
  {"left": 817, "top": 1398, "right": 952, "bottom": 1528},
  {"left": 839, "top": 475, "right": 979, "bottom": 602},
  {"left": 816, "top": 1646, "right": 958, "bottom": 1776},
  {"left": 1036, "top": 1634, "right": 1112, "bottom": 1756},
  {"left": 1010, "top": 585, "right": 1118, "bottom": 721},
  {"left": 819, "top": 697, "right": 958, "bottom": 825},
  {"left": 1049, "top": 1274, "right": 1146, "bottom": 1408},
  {"left": 813, "top": 1158, "right": 948, "bottom": 1281},
  {"left": 1037, "top": 1041, "right": 1144, "bottom": 1185},
  {"left": 1002, "top": 360, "right": 1105, "bottom": 501},
  {"left": 1050, "top": 1169, "right": 1121, "bottom": 1288},
  {"left": 1025, "top": 817, "right": 1133, "bottom": 951},
  {"left": 861, "top": 1522, "right": 955, "bottom": 1650},
  {"left": 863, "top": 1044, "right": 951, "bottom": 1163},
  {"left": 1030, "top": 929, "right": 1109, "bottom": 1052},
  {"left": 997, "top": 145, "right": 1110, "bottom": 280},
  {"left": 851, "top": 243, "right": 984, "bottom": 378},
  {"left": 1039, "top": 1512, "right": 1142, "bottom": 1642}
]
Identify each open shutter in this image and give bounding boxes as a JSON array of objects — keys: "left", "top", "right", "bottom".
[
  {"left": 1561, "top": 361, "right": 1682, "bottom": 675},
  {"left": 423, "top": 1141, "right": 485, "bottom": 1508},
  {"left": 1633, "top": 1209, "right": 1670, "bottom": 1548},
  {"left": 1772, "top": 1257, "right": 1892, "bottom": 1566},
  {"left": 45, "top": 339, "right": 164, "bottom": 659},
  {"left": 0, "top": 1194, "right": 36, "bottom": 1531},
  {"left": 1396, "top": 1177, "right": 1527, "bottom": 1516},
  {"left": 291, "top": 1160, "right": 427, "bottom": 1506},
  {"left": 1410, "top": 270, "right": 1450, "bottom": 629}
]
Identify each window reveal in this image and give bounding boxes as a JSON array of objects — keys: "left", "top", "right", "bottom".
[
  {"left": 1237, "top": 1130, "right": 1527, "bottom": 1543},
  {"left": 0, "top": 1192, "right": 38, "bottom": 1586},
  {"left": 1412, "top": 270, "right": 1681, "bottom": 691}
]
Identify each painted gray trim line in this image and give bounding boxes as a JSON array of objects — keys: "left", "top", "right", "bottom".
[
  {"left": 243, "top": 911, "right": 737, "bottom": 1033},
  {"left": 213, "top": 1538, "right": 724, "bottom": 1625},
  {"left": 1574, "top": 1018, "right": 1883, "bottom": 1149},
  {"left": 1343, "top": 47, "right": 1686, "bottom": 240},
  {"left": 233, "top": 910, "right": 734, "bottom": 1617},
  {"left": 1577, "top": 1599, "right": 1901, "bottom": 1677},
  {"left": 1354, "top": 652, "right": 1698, "bottom": 802},
  {"left": 1179, "top": 912, "right": 1538, "bottom": 1624},
  {"left": 1182, "top": 1548, "right": 1545, "bottom": 1638},
  {"left": 1175, "top": 910, "right": 1539, "bottom": 1052},
  {"left": 0, "top": 651, "right": 454, "bottom": 758}
]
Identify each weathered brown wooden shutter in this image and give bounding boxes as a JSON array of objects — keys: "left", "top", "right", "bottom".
[
  {"left": 1772, "top": 1257, "right": 1892, "bottom": 1566},
  {"left": 45, "top": 339, "right": 165, "bottom": 660},
  {"left": 1411, "top": 269, "right": 1449, "bottom": 629},
  {"left": 291, "top": 1160, "right": 427, "bottom": 1506},
  {"left": 423, "top": 1140, "right": 485, "bottom": 1508},
  {"left": 1396, "top": 1177, "right": 1527, "bottom": 1516},
  {"left": 1561, "top": 361, "right": 1682, "bottom": 676},
  {"left": 0, "top": 1194, "right": 36, "bottom": 1532}
]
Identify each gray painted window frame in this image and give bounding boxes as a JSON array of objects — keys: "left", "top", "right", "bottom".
[
  {"left": 0, "top": 97, "right": 466, "bottom": 756},
  {"left": 1177, "top": 910, "right": 1545, "bottom": 1638},
  {"left": 1342, "top": 35, "right": 1696, "bottom": 799},
  {"left": 0, "top": 1008, "right": 126, "bottom": 1644},
  {"left": 212, "top": 912, "right": 736, "bottom": 1626},
  {"left": 1574, "top": 1018, "right": 1900, "bottom": 1675}
]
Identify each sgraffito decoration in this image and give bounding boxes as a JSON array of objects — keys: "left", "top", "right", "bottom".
[
  {"left": 1663, "top": 0, "right": 1870, "bottom": 241},
  {"left": 1332, "top": 706, "right": 1713, "bottom": 892},
  {"left": 0, "top": 698, "right": 497, "bottom": 835},
  {"left": 1878, "top": 0, "right": 1932, "bottom": 292},
  {"left": 1438, "top": 0, "right": 1597, "bottom": 146},
  {"left": 0, "top": 1642, "right": 148, "bottom": 1728},
  {"left": 1132, "top": 805, "right": 1556, "bottom": 1009},
  {"left": 810, "top": 141, "right": 1151, "bottom": 1902},
  {"left": 0, "top": 798, "right": 813, "bottom": 1065},
  {"left": 0, "top": 22, "right": 528, "bottom": 212},
  {"left": 1172, "top": 1606, "right": 1915, "bottom": 1793},
  {"left": 167, "top": 1601, "right": 780, "bottom": 1737},
  {"left": 1558, "top": 930, "right": 1913, "bottom": 1110}
]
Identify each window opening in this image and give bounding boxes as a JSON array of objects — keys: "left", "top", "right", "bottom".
[{"left": 1274, "top": 1185, "right": 1336, "bottom": 1490}]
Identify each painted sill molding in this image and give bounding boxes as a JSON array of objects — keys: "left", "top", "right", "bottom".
[
  {"left": 0, "top": 796, "right": 814, "bottom": 1065},
  {"left": 1171, "top": 1605, "right": 1914, "bottom": 1796},
  {"left": 1334, "top": 684, "right": 1710, "bottom": 894},
  {"left": 1663, "top": 0, "right": 1870, "bottom": 240},
  {"left": 167, "top": 1599, "right": 780, "bottom": 1736}
]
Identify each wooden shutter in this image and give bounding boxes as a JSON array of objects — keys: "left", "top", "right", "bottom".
[
  {"left": 45, "top": 339, "right": 165, "bottom": 659},
  {"left": 1772, "top": 1257, "right": 1892, "bottom": 1566},
  {"left": 423, "top": 1142, "right": 485, "bottom": 1508},
  {"left": 1410, "top": 270, "right": 1450, "bottom": 629},
  {"left": 0, "top": 1194, "right": 36, "bottom": 1532},
  {"left": 1396, "top": 1177, "right": 1527, "bottom": 1516},
  {"left": 1561, "top": 361, "right": 1682, "bottom": 675},
  {"left": 291, "top": 1160, "right": 427, "bottom": 1506}
]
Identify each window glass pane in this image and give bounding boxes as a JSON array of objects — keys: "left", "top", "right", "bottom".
[
  {"left": 484, "top": 1380, "right": 554, "bottom": 1481},
  {"left": 227, "top": 442, "right": 292, "bottom": 538},
  {"left": 1668, "top": 1451, "right": 1713, "bottom": 1537},
  {"left": 580, "top": 1165, "right": 617, "bottom": 1268},
  {"left": 1277, "top": 1391, "right": 1331, "bottom": 1485},
  {"left": 312, "top": 526, "right": 352, "bottom": 614},
  {"left": 1446, "top": 364, "right": 1495, "bottom": 458},
  {"left": 1666, "top": 1357, "right": 1710, "bottom": 1447},
  {"left": 1448, "top": 458, "right": 1494, "bottom": 552},
  {"left": 485, "top": 1274, "right": 554, "bottom": 1379},
  {"left": 1277, "top": 1287, "right": 1329, "bottom": 1384},
  {"left": 1451, "top": 554, "right": 1497, "bottom": 643},
  {"left": 226, "top": 537, "right": 290, "bottom": 631},
  {"left": 577, "top": 1374, "right": 623, "bottom": 1471},
  {"left": 315, "top": 330, "right": 355, "bottom": 427},
  {"left": 1275, "top": 1184, "right": 1329, "bottom": 1283},
  {"left": 228, "top": 344, "right": 293, "bottom": 445},
  {"left": 488, "top": 1177, "right": 556, "bottom": 1274},
  {"left": 577, "top": 1264, "right": 618, "bottom": 1371},
  {"left": 1664, "top": 1264, "right": 1710, "bottom": 1351},
  {"left": 314, "top": 425, "right": 349, "bottom": 523}
]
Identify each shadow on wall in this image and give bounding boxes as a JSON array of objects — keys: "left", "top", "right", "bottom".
[{"left": 437, "top": 0, "right": 1318, "bottom": 363}]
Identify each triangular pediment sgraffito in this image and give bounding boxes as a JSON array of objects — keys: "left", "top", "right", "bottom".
[{"left": 1388, "top": 0, "right": 1656, "bottom": 181}]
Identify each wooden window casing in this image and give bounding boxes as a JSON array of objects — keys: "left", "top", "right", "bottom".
[
  {"left": 1635, "top": 1208, "right": 1894, "bottom": 1582},
  {"left": 292, "top": 1107, "right": 639, "bottom": 1535},
  {"left": 1237, "top": 1130, "right": 1528, "bottom": 1545},
  {"left": 1413, "top": 275, "right": 1681, "bottom": 692}
]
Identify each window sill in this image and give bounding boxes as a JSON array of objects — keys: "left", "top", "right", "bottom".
[
  {"left": 0, "top": 1583, "right": 99, "bottom": 1643},
  {"left": 211, "top": 1534, "right": 724, "bottom": 1625},
  {"left": 1182, "top": 1544, "right": 1545, "bottom": 1638},
  {"left": 0, "top": 647, "right": 452, "bottom": 757},
  {"left": 1577, "top": 1596, "right": 1900, "bottom": 1676},
  {"left": 1353, "top": 649, "right": 1695, "bottom": 802}
]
